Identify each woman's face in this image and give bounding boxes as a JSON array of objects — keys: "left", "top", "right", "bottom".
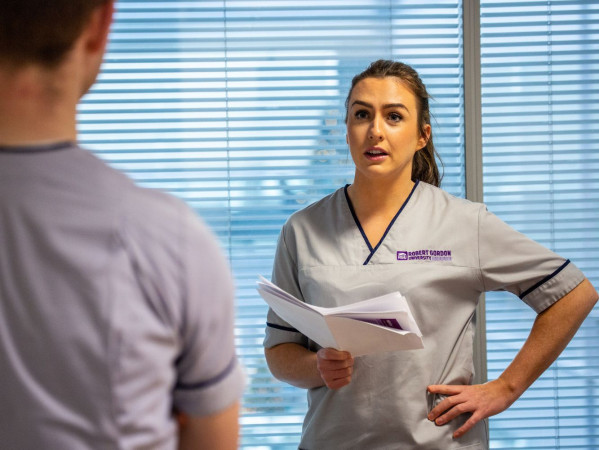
[{"left": 346, "top": 77, "right": 430, "bottom": 186}]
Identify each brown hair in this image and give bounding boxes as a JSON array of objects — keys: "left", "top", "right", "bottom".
[
  {"left": 345, "top": 59, "right": 443, "bottom": 187},
  {"left": 0, "top": 0, "right": 109, "bottom": 68}
]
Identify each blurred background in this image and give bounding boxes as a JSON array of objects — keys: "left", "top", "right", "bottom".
[{"left": 78, "top": 1, "right": 598, "bottom": 448}]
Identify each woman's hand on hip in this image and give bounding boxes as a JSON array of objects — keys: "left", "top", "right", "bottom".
[{"left": 426, "top": 379, "right": 516, "bottom": 438}]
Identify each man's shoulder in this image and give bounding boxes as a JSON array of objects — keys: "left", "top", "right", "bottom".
[
  {"left": 75, "top": 146, "right": 192, "bottom": 228},
  {"left": 125, "top": 181, "right": 188, "bottom": 221}
]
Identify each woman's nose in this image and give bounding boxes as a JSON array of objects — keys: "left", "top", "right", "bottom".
[{"left": 368, "top": 118, "right": 384, "bottom": 142}]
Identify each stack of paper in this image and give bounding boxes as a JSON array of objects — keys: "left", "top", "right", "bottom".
[{"left": 257, "top": 276, "right": 424, "bottom": 356}]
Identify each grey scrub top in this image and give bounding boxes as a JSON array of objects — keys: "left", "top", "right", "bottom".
[
  {"left": 0, "top": 143, "right": 245, "bottom": 449},
  {"left": 264, "top": 181, "right": 584, "bottom": 450}
]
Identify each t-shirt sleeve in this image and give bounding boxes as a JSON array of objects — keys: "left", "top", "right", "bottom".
[
  {"left": 263, "top": 223, "right": 309, "bottom": 349},
  {"left": 477, "top": 205, "right": 585, "bottom": 313},
  {"left": 172, "top": 207, "right": 245, "bottom": 417}
]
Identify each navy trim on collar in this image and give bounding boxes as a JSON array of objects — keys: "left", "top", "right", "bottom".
[
  {"left": 345, "top": 181, "right": 420, "bottom": 265},
  {"left": 519, "top": 259, "right": 571, "bottom": 300},
  {"left": 0, "top": 141, "right": 75, "bottom": 154},
  {"left": 344, "top": 184, "right": 373, "bottom": 252}
]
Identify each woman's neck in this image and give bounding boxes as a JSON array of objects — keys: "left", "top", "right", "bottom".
[
  {"left": 347, "top": 174, "right": 415, "bottom": 219},
  {"left": 346, "top": 174, "right": 416, "bottom": 247}
]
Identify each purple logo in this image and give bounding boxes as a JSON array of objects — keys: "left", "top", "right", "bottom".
[
  {"left": 397, "top": 251, "right": 408, "bottom": 260},
  {"left": 397, "top": 249, "right": 453, "bottom": 262}
]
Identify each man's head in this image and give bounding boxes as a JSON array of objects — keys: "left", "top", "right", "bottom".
[
  {"left": 0, "top": 0, "right": 110, "bottom": 69},
  {"left": 0, "top": 0, "right": 114, "bottom": 145}
]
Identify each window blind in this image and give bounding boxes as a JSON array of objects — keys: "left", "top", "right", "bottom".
[
  {"left": 480, "top": 1, "right": 599, "bottom": 448},
  {"left": 78, "top": 1, "right": 464, "bottom": 447}
]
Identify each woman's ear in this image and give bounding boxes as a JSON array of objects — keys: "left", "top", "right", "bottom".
[{"left": 417, "top": 123, "right": 431, "bottom": 150}]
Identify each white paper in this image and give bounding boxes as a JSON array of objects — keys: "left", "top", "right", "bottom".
[{"left": 257, "top": 276, "right": 424, "bottom": 356}]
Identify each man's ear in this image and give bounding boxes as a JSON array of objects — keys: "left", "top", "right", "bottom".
[
  {"left": 84, "top": 1, "right": 115, "bottom": 55},
  {"left": 77, "top": 1, "right": 115, "bottom": 96}
]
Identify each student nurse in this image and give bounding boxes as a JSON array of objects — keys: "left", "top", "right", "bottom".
[{"left": 263, "top": 60, "right": 598, "bottom": 449}]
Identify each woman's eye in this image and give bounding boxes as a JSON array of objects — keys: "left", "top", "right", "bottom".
[
  {"left": 389, "top": 112, "right": 403, "bottom": 122},
  {"left": 354, "top": 110, "right": 369, "bottom": 119}
]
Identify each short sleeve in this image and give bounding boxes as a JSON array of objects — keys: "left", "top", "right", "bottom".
[
  {"left": 172, "top": 207, "right": 245, "bottom": 417},
  {"left": 477, "top": 205, "right": 585, "bottom": 313},
  {"left": 263, "top": 223, "right": 309, "bottom": 349}
]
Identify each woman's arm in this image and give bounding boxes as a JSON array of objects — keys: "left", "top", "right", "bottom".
[
  {"left": 427, "top": 278, "right": 598, "bottom": 438},
  {"left": 265, "top": 343, "right": 354, "bottom": 390}
]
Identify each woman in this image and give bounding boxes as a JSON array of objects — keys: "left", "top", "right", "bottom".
[{"left": 263, "top": 60, "right": 597, "bottom": 449}]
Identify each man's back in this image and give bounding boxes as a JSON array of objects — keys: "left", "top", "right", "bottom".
[{"left": 0, "top": 142, "right": 244, "bottom": 449}]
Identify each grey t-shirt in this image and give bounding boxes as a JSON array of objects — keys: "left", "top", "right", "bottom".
[
  {"left": 264, "top": 181, "right": 584, "bottom": 450},
  {"left": 0, "top": 142, "right": 244, "bottom": 449}
]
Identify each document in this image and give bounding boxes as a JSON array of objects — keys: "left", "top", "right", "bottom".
[{"left": 257, "top": 276, "right": 424, "bottom": 356}]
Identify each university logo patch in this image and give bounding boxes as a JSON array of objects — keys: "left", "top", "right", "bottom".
[
  {"left": 397, "top": 249, "right": 453, "bottom": 262},
  {"left": 397, "top": 251, "right": 409, "bottom": 260}
]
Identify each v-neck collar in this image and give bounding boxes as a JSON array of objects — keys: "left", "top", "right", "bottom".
[{"left": 344, "top": 180, "right": 420, "bottom": 265}]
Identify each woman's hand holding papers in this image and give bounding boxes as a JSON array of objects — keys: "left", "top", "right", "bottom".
[
  {"left": 265, "top": 343, "right": 354, "bottom": 390},
  {"left": 316, "top": 348, "right": 354, "bottom": 390}
]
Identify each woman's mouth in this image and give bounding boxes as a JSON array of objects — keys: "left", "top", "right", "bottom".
[{"left": 364, "top": 147, "right": 388, "bottom": 161}]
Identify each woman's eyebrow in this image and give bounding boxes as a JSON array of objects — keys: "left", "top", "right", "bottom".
[
  {"left": 383, "top": 102, "right": 408, "bottom": 112},
  {"left": 351, "top": 100, "right": 373, "bottom": 109},
  {"left": 351, "top": 100, "right": 409, "bottom": 112}
]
